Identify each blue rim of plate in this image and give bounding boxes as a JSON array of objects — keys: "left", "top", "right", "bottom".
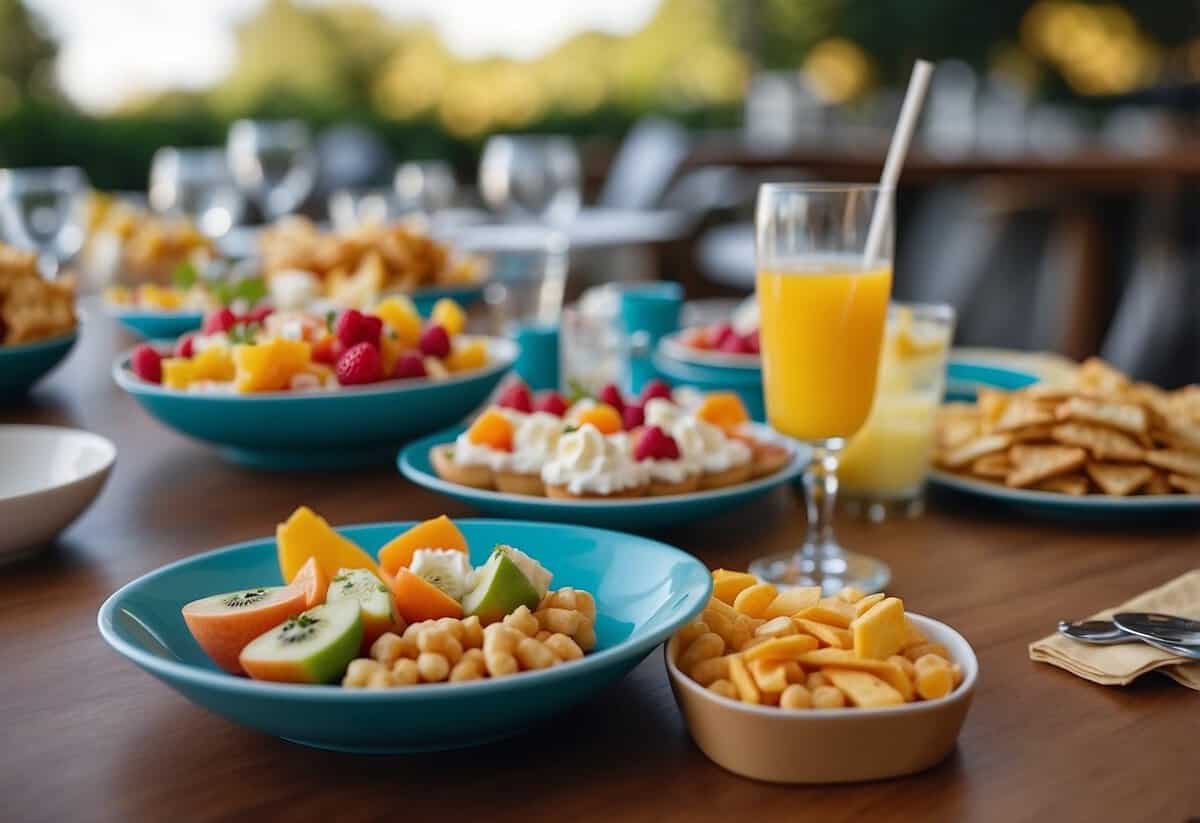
[
  {"left": 111, "top": 335, "right": 517, "bottom": 401},
  {"left": 658, "top": 332, "right": 761, "bottom": 371},
  {"left": 652, "top": 351, "right": 763, "bottom": 388},
  {"left": 929, "top": 469, "right": 1200, "bottom": 510},
  {"left": 103, "top": 303, "right": 206, "bottom": 322},
  {"left": 97, "top": 519, "right": 712, "bottom": 699},
  {"left": 399, "top": 423, "right": 807, "bottom": 510},
  {"left": 0, "top": 328, "right": 78, "bottom": 355}
]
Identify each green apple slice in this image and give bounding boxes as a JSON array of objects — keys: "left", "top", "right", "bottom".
[
  {"left": 326, "top": 567, "right": 397, "bottom": 647},
  {"left": 239, "top": 600, "right": 363, "bottom": 684},
  {"left": 462, "top": 546, "right": 541, "bottom": 624}
]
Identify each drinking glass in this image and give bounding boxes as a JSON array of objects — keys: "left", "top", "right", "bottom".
[
  {"left": 394, "top": 160, "right": 457, "bottom": 214},
  {"left": 226, "top": 120, "right": 317, "bottom": 221},
  {"left": 478, "top": 135, "right": 581, "bottom": 226},
  {"left": 839, "top": 303, "right": 956, "bottom": 523},
  {"left": 148, "top": 147, "right": 244, "bottom": 238},
  {"left": 327, "top": 188, "right": 404, "bottom": 232},
  {"left": 462, "top": 225, "right": 568, "bottom": 334},
  {"left": 0, "top": 166, "right": 88, "bottom": 279},
  {"left": 752, "top": 183, "right": 894, "bottom": 593}
]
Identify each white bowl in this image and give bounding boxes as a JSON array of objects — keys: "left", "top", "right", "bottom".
[
  {"left": 0, "top": 425, "right": 115, "bottom": 562},
  {"left": 666, "top": 613, "right": 977, "bottom": 783}
]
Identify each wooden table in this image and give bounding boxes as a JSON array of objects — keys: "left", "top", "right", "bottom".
[{"left": 3, "top": 302, "right": 1198, "bottom": 822}]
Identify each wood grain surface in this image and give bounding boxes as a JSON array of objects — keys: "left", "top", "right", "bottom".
[{"left": 2, "top": 301, "right": 1198, "bottom": 823}]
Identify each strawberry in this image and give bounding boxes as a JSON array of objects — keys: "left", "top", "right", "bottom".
[
  {"left": 130, "top": 343, "right": 163, "bottom": 384},
  {"left": 633, "top": 425, "right": 681, "bottom": 462},
  {"left": 243, "top": 305, "right": 274, "bottom": 324},
  {"left": 598, "top": 382, "right": 625, "bottom": 414},
  {"left": 174, "top": 334, "right": 196, "bottom": 359},
  {"left": 708, "top": 322, "right": 734, "bottom": 348},
  {"left": 720, "top": 333, "right": 755, "bottom": 354},
  {"left": 746, "top": 329, "right": 760, "bottom": 354},
  {"left": 392, "top": 353, "right": 427, "bottom": 380},
  {"left": 497, "top": 381, "right": 534, "bottom": 413},
  {"left": 203, "top": 307, "right": 237, "bottom": 335},
  {"left": 533, "top": 391, "right": 569, "bottom": 416},
  {"left": 335, "top": 341, "right": 382, "bottom": 386},
  {"left": 639, "top": 378, "right": 672, "bottom": 403},
  {"left": 622, "top": 402, "right": 645, "bottom": 430},
  {"left": 335, "top": 309, "right": 381, "bottom": 348},
  {"left": 419, "top": 324, "right": 451, "bottom": 358}
]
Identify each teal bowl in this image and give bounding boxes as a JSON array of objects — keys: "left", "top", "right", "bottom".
[
  {"left": 412, "top": 284, "right": 485, "bottom": 315},
  {"left": 97, "top": 519, "right": 712, "bottom": 753},
  {"left": 651, "top": 351, "right": 765, "bottom": 422},
  {"left": 399, "top": 425, "right": 808, "bottom": 530},
  {"left": 0, "top": 330, "right": 78, "bottom": 396},
  {"left": 113, "top": 337, "right": 517, "bottom": 469},
  {"left": 107, "top": 306, "right": 205, "bottom": 340}
]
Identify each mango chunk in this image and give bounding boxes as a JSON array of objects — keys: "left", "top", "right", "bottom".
[
  {"left": 851, "top": 596, "right": 906, "bottom": 660},
  {"left": 711, "top": 569, "right": 758, "bottom": 604},
  {"left": 430, "top": 298, "right": 467, "bottom": 336},
  {"left": 824, "top": 668, "right": 905, "bottom": 708},
  {"left": 234, "top": 338, "right": 312, "bottom": 393}
]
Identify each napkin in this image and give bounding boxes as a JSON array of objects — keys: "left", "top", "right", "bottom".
[{"left": 1029, "top": 569, "right": 1200, "bottom": 690}]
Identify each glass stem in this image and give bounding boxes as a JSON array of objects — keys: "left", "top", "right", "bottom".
[
  {"left": 37, "top": 251, "right": 59, "bottom": 281},
  {"left": 802, "top": 440, "right": 843, "bottom": 559}
]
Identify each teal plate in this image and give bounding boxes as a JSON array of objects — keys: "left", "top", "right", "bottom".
[
  {"left": 929, "top": 470, "right": 1200, "bottom": 522},
  {"left": 97, "top": 519, "right": 712, "bottom": 753},
  {"left": 113, "top": 337, "right": 516, "bottom": 469},
  {"left": 399, "top": 425, "right": 808, "bottom": 530},
  {"left": 0, "top": 330, "right": 77, "bottom": 396},
  {"left": 107, "top": 306, "right": 205, "bottom": 340},
  {"left": 945, "top": 360, "right": 1039, "bottom": 402}
]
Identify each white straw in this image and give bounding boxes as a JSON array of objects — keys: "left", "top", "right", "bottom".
[{"left": 863, "top": 59, "right": 934, "bottom": 268}]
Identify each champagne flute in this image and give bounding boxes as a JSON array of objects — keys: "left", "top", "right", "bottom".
[
  {"left": 478, "top": 135, "right": 581, "bottom": 226},
  {"left": 751, "top": 183, "right": 894, "bottom": 593},
  {"left": 149, "top": 147, "right": 244, "bottom": 238},
  {"left": 226, "top": 120, "right": 317, "bottom": 221},
  {"left": 0, "top": 166, "right": 88, "bottom": 279},
  {"left": 394, "top": 160, "right": 457, "bottom": 214}
]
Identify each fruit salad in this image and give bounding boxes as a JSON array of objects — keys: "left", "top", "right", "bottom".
[
  {"left": 679, "top": 298, "right": 759, "bottom": 357},
  {"left": 431, "top": 379, "right": 793, "bottom": 499},
  {"left": 181, "top": 507, "right": 598, "bottom": 687},
  {"left": 126, "top": 295, "right": 488, "bottom": 392},
  {"left": 673, "top": 569, "right": 964, "bottom": 709}
]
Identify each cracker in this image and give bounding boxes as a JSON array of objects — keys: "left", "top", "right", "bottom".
[
  {"left": 1055, "top": 396, "right": 1148, "bottom": 436},
  {"left": 977, "top": 389, "right": 1009, "bottom": 429},
  {"left": 1167, "top": 474, "right": 1200, "bottom": 495},
  {"left": 938, "top": 416, "right": 981, "bottom": 450},
  {"left": 970, "top": 453, "right": 1012, "bottom": 479},
  {"left": 993, "top": 398, "right": 1054, "bottom": 433},
  {"left": 1005, "top": 445, "right": 1087, "bottom": 488},
  {"left": 1085, "top": 463, "right": 1153, "bottom": 497},
  {"left": 1008, "top": 423, "right": 1056, "bottom": 443},
  {"left": 1033, "top": 474, "right": 1089, "bottom": 496},
  {"left": 940, "top": 433, "right": 1012, "bottom": 469},
  {"left": 1074, "top": 357, "right": 1129, "bottom": 395},
  {"left": 1050, "top": 422, "right": 1144, "bottom": 462},
  {"left": 1152, "top": 421, "right": 1200, "bottom": 453},
  {"left": 1146, "top": 450, "right": 1200, "bottom": 479},
  {"left": 1143, "top": 471, "right": 1172, "bottom": 495}
]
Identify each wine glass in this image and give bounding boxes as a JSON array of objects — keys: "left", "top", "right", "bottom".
[
  {"left": 0, "top": 166, "right": 88, "bottom": 279},
  {"left": 149, "top": 147, "right": 244, "bottom": 238},
  {"left": 478, "top": 135, "right": 581, "bottom": 226},
  {"left": 226, "top": 120, "right": 317, "bottom": 221},
  {"left": 751, "top": 183, "right": 895, "bottom": 593},
  {"left": 394, "top": 160, "right": 457, "bottom": 214}
]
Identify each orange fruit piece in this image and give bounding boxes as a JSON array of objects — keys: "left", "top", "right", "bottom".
[
  {"left": 466, "top": 407, "right": 514, "bottom": 451},
  {"left": 577, "top": 403, "right": 622, "bottom": 435},
  {"left": 290, "top": 556, "right": 330, "bottom": 608},
  {"left": 696, "top": 392, "right": 750, "bottom": 433},
  {"left": 276, "top": 505, "right": 380, "bottom": 583},
  {"left": 386, "top": 567, "right": 464, "bottom": 623},
  {"left": 374, "top": 296, "right": 422, "bottom": 348},
  {"left": 377, "top": 514, "right": 469, "bottom": 575}
]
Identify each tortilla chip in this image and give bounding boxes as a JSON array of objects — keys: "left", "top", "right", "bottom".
[
  {"left": 1074, "top": 357, "right": 1129, "bottom": 395},
  {"left": 1006, "top": 445, "right": 1088, "bottom": 488},
  {"left": 940, "top": 433, "right": 1012, "bottom": 469},
  {"left": 1085, "top": 462, "right": 1153, "bottom": 497},
  {"left": 970, "top": 453, "right": 1012, "bottom": 479},
  {"left": 1051, "top": 422, "right": 1144, "bottom": 462},
  {"left": 1145, "top": 450, "right": 1200, "bottom": 479},
  {"left": 1152, "top": 421, "right": 1200, "bottom": 453},
  {"left": 1008, "top": 423, "right": 1056, "bottom": 443},
  {"left": 977, "top": 389, "right": 1009, "bottom": 429},
  {"left": 1055, "top": 396, "right": 1148, "bottom": 435},
  {"left": 938, "top": 416, "right": 981, "bottom": 451},
  {"left": 993, "top": 398, "right": 1054, "bottom": 433},
  {"left": 1143, "top": 471, "right": 1172, "bottom": 495},
  {"left": 1167, "top": 474, "right": 1200, "bottom": 495},
  {"left": 1033, "top": 474, "right": 1089, "bottom": 496}
]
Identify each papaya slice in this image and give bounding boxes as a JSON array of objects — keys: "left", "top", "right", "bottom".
[
  {"left": 387, "top": 567, "right": 464, "bottom": 623},
  {"left": 377, "top": 514, "right": 468, "bottom": 575},
  {"left": 290, "top": 556, "right": 330, "bottom": 608},
  {"left": 276, "top": 506, "right": 379, "bottom": 583}
]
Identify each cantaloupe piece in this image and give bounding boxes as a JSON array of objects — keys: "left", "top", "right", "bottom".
[
  {"left": 276, "top": 506, "right": 379, "bottom": 584},
  {"left": 386, "top": 567, "right": 464, "bottom": 623},
  {"left": 182, "top": 585, "right": 309, "bottom": 674},
  {"left": 695, "top": 392, "right": 750, "bottom": 433},
  {"left": 377, "top": 514, "right": 468, "bottom": 575},
  {"left": 234, "top": 338, "right": 312, "bottom": 393},
  {"left": 576, "top": 403, "right": 622, "bottom": 435},
  {"left": 290, "top": 556, "right": 330, "bottom": 608},
  {"left": 466, "top": 408, "right": 514, "bottom": 451},
  {"left": 851, "top": 596, "right": 906, "bottom": 660}
]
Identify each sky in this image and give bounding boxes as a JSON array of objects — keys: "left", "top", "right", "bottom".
[{"left": 26, "top": 0, "right": 663, "bottom": 112}]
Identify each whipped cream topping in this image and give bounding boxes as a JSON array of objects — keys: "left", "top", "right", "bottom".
[
  {"left": 509, "top": 412, "right": 564, "bottom": 474},
  {"left": 542, "top": 423, "right": 647, "bottom": 495},
  {"left": 672, "top": 417, "right": 751, "bottom": 473},
  {"left": 643, "top": 397, "right": 684, "bottom": 430}
]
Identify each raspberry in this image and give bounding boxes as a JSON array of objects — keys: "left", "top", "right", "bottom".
[
  {"left": 174, "top": 334, "right": 196, "bottom": 359},
  {"left": 598, "top": 382, "right": 625, "bottom": 413},
  {"left": 335, "top": 341, "right": 382, "bottom": 386},
  {"left": 719, "top": 333, "right": 755, "bottom": 354},
  {"left": 203, "top": 307, "right": 237, "bottom": 335},
  {"left": 497, "top": 381, "right": 534, "bottom": 413},
  {"left": 392, "top": 353, "right": 427, "bottom": 380},
  {"left": 130, "top": 343, "right": 163, "bottom": 384},
  {"left": 708, "top": 322, "right": 734, "bottom": 348},
  {"left": 419, "top": 324, "right": 451, "bottom": 358},
  {"left": 746, "top": 329, "right": 760, "bottom": 354},
  {"left": 639, "top": 378, "right": 672, "bottom": 403},
  {"left": 533, "top": 391, "right": 569, "bottom": 416},
  {"left": 335, "top": 309, "right": 381, "bottom": 348},
  {"left": 243, "top": 305, "right": 274, "bottom": 324},
  {"left": 622, "top": 402, "right": 644, "bottom": 430},
  {"left": 633, "top": 425, "right": 681, "bottom": 462}
]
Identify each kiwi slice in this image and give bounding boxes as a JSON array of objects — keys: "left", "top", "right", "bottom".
[
  {"left": 238, "top": 601, "right": 363, "bottom": 684},
  {"left": 326, "top": 568, "right": 397, "bottom": 644}
]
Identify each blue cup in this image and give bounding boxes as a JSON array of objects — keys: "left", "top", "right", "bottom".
[
  {"left": 512, "top": 322, "right": 560, "bottom": 391},
  {"left": 619, "top": 282, "right": 683, "bottom": 394}
]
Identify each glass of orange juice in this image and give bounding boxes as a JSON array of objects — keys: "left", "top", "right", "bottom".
[{"left": 751, "top": 183, "right": 894, "bottom": 592}]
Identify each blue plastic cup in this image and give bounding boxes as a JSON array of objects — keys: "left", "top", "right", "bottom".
[
  {"left": 618, "top": 282, "right": 683, "bottom": 394},
  {"left": 512, "top": 322, "right": 560, "bottom": 391}
]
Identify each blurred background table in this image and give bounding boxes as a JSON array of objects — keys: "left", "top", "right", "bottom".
[{"left": 2, "top": 302, "right": 1198, "bottom": 822}]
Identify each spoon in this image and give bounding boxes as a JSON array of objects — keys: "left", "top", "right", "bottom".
[
  {"left": 1058, "top": 617, "right": 1200, "bottom": 660},
  {"left": 1113, "top": 612, "right": 1200, "bottom": 660}
]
